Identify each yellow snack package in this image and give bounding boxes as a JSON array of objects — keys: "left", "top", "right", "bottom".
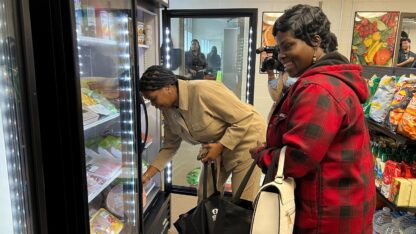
[{"left": 90, "top": 208, "right": 124, "bottom": 234}]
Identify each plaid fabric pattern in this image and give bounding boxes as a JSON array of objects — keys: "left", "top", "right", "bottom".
[{"left": 256, "top": 64, "right": 375, "bottom": 234}]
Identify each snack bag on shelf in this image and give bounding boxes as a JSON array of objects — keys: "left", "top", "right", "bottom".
[
  {"left": 388, "top": 177, "right": 412, "bottom": 207},
  {"left": 397, "top": 94, "right": 416, "bottom": 140},
  {"left": 363, "top": 75, "right": 381, "bottom": 117},
  {"left": 384, "top": 80, "right": 416, "bottom": 132},
  {"left": 370, "top": 75, "right": 397, "bottom": 123},
  {"left": 381, "top": 160, "right": 402, "bottom": 198},
  {"left": 90, "top": 208, "right": 124, "bottom": 234}
]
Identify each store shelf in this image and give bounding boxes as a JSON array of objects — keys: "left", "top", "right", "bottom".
[
  {"left": 84, "top": 113, "right": 120, "bottom": 131},
  {"left": 88, "top": 168, "right": 121, "bottom": 203},
  {"left": 138, "top": 44, "right": 150, "bottom": 49},
  {"left": 366, "top": 118, "right": 413, "bottom": 144},
  {"left": 376, "top": 188, "right": 416, "bottom": 213},
  {"left": 143, "top": 181, "right": 159, "bottom": 213},
  {"left": 77, "top": 36, "right": 117, "bottom": 46}
]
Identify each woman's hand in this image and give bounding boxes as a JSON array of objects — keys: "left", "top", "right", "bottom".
[
  {"left": 201, "top": 142, "right": 225, "bottom": 163},
  {"left": 142, "top": 165, "right": 159, "bottom": 185},
  {"left": 249, "top": 141, "right": 265, "bottom": 159}
]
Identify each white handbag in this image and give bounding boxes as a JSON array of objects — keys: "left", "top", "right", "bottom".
[{"left": 251, "top": 146, "right": 296, "bottom": 234}]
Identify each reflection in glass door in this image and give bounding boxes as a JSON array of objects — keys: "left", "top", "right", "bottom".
[
  {"left": 0, "top": 0, "right": 34, "bottom": 233},
  {"left": 72, "top": 0, "right": 138, "bottom": 233},
  {"left": 162, "top": 9, "right": 258, "bottom": 195}
]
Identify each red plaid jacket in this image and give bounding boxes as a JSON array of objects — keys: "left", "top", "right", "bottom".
[{"left": 255, "top": 56, "right": 375, "bottom": 234}]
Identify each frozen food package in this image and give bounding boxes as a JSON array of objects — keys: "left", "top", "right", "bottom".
[
  {"left": 397, "top": 94, "right": 416, "bottom": 140},
  {"left": 90, "top": 208, "right": 124, "bottom": 234},
  {"left": 82, "top": 88, "right": 118, "bottom": 115},
  {"left": 83, "top": 108, "right": 100, "bottom": 125},
  {"left": 384, "top": 80, "right": 416, "bottom": 132},
  {"left": 98, "top": 135, "right": 121, "bottom": 159},
  {"left": 369, "top": 75, "right": 397, "bottom": 123},
  {"left": 87, "top": 172, "right": 107, "bottom": 195},
  {"left": 106, "top": 184, "right": 124, "bottom": 218},
  {"left": 363, "top": 75, "right": 381, "bottom": 117},
  {"left": 81, "top": 92, "right": 97, "bottom": 106},
  {"left": 86, "top": 157, "right": 121, "bottom": 180}
]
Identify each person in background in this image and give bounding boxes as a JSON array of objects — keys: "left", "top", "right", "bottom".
[
  {"left": 250, "top": 4, "right": 375, "bottom": 233},
  {"left": 185, "top": 39, "right": 207, "bottom": 79},
  {"left": 207, "top": 46, "right": 221, "bottom": 75},
  {"left": 139, "top": 65, "right": 266, "bottom": 202},
  {"left": 397, "top": 37, "right": 416, "bottom": 68}
]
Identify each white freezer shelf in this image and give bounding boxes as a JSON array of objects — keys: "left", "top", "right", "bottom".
[
  {"left": 138, "top": 44, "right": 150, "bottom": 49},
  {"left": 143, "top": 182, "right": 158, "bottom": 213},
  {"left": 83, "top": 113, "right": 120, "bottom": 131},
  {"left": 88, "top": 168, "right": 122, "bottom": 203},
  {"left": 77, "top": 36, "right": 117, "bottom": 46}
]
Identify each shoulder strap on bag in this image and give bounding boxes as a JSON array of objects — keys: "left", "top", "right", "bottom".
[
  {"left": 232, "top": 154, "right": 260, "bottom": 203},
  {"left": 276, "top": 146, "right": 287, "bottom": 179},
  {"left": 263, "top": 146, "right": 287, "bottom": 185},
  {"left": 203, "top": 162, "right": 218, "bottom": 200}
]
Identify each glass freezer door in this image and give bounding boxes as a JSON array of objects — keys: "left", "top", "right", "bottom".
[
  {"left": 72, "top": 0, "right": 139, "bottom": 233},
  {"left": 0, "top": 0, "right": 34, "bottom": 233}
]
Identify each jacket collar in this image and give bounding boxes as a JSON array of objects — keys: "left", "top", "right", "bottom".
[{"left": 177, "top": 79, "right": 189, "bottom": 111}]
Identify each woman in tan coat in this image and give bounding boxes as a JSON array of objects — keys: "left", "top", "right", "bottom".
[{"left": 139, "top": 65, "right": 266, "bottom": 202}]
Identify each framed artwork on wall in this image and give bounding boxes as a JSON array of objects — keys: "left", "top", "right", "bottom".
[
  {"left": 350, "top": 11, "right": 399, "bottom": 67},
  {"left": 260, "top": 12, "right": 283, "bottom": 73}
]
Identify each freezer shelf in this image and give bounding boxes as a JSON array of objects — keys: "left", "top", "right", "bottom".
[
  {"left": 77, "top": 36, "right": 117, "bottom": 46},
  {"left": 143, "top": 180, "right": 159, "bottom": 213},
  {"left": 84, "top": 113, "right": 120, "bottom": 131},
  {"left": 88, "top": 167, "right": 122, "bottom": 203}
]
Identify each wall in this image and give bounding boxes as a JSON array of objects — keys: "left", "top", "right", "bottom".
[{"left": 168, "top": 0, "right": 416, "bottom": 120}]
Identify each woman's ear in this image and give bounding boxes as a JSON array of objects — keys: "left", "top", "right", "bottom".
[{"left": 312, "top": 35, "right": 322, "bottom": 47}]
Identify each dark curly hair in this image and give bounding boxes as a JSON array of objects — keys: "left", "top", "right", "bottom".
[{"left": 272, "top": 4, "right": 335, "bottom": 53}]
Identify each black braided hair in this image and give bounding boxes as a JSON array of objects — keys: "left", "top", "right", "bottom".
[{"left": 139, "top": 65, "right": 179, "bottom": 91}]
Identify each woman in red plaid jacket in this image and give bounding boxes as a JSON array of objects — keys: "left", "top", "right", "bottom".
[{"left": 251, "top": 4, "right": 375, "bottom": 234}]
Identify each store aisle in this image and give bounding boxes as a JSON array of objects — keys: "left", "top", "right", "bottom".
[{"left": 168, "top": 193, "right": 198, "bottom": 234}]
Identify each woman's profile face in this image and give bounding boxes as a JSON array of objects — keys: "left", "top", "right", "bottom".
[
  {"left": 142, "top": 86, "right": 176, "bottom": 110},
  {"left": 191, "top": 41, "right": 200, "bottom": 51},
  {"left": 275, "top": 31, "right": 315, "bottom": 77}
]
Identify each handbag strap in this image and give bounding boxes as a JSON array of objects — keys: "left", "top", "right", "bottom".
[
  {"left": 263, "top": 146, "right": 287, "bottom": 185},
  {"left": 276, "top": 146, "right": 287, "bottom": 179},
  {"left": 203, "top": 162, "right": 218, "bottom": 200},
  {"left": 232, "top": 154, "right": 260, "bottom": 203}
]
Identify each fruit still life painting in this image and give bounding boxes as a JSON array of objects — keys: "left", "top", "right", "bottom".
[{"left": 351, "top": 12, "right": 399, "bottom": 67}]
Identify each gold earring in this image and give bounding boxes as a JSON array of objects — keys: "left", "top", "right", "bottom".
[{"left": 312, "top": 48, "right": 317, "bottom": 64}]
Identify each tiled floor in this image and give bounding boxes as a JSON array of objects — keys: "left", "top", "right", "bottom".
[{"left": 168, "top": 193, "right": 198, "bottom": 234}]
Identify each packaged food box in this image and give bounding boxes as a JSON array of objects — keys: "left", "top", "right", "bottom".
[
  {"left": 408, "top": 178, "right": 416, "bottom": 207},
  {"left": 389, "top": 177, "right": 412, "bottom": 207},
  {"left": 90, "top": 208, "right": 124, "bottom": 234}
]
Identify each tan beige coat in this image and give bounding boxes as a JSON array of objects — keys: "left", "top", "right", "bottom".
[{"left": 151, "top": 79, "right": 266, "bottom": 200}]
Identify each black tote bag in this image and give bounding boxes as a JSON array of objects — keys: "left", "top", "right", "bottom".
[{"left": 174, "top": 159, "right": 258, "bottom": 234}]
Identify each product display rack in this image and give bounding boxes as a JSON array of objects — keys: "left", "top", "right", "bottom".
[{"left": 362, "top": 65, "right": 416, "bottom": 214}]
